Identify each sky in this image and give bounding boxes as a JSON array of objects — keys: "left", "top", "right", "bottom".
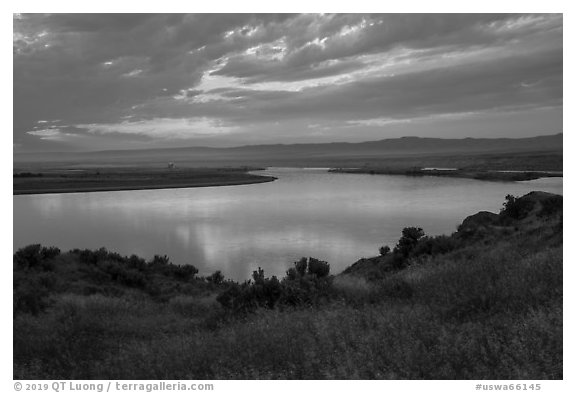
[{"left": 13, "top": 13, "right": 563, "bottom": 152}]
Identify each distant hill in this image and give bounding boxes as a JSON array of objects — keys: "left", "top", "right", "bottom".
[{"left": 14, "top": 133, "right": 563, "bottom": 168}]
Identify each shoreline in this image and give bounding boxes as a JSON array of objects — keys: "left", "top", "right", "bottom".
[
  {"left": 13, "top": 174, "right": 277, "bottom": 196},
  {"left": 329, "top": 167, "right": 563, "bottom": 182}
]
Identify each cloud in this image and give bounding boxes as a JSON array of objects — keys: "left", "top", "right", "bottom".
[
  {"left": 347, "top": 118, "right": 414, "bottom": 127},
  {"left": 75, "top": 117, "right": 238, "bottom": 140},
  {"left": 123, "top": 69, "right": 143, "bottom": 77},
  {"left": 13, "top": 13, "right": 562, "bottom": 151},
  {"left": 27, "top": 128, "right": 79, "bottom": 141},
  {"left": 208, "top": 14, "right": 561, "bottom": 84}
]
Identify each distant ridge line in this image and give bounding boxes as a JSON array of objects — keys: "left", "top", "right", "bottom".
[{"left": 16, "top": 133, "right": 563, "bottom": 156}]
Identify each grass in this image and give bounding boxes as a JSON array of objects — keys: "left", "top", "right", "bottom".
[
  {"left": 13, "top": 192, "right": 562, "bottom": 379},
  {"left": 13, "top": 166, "right": 275, "bottom": 195}
]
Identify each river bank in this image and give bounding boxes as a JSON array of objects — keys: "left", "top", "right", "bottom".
[
  {"left": 329, "top": 167, "right": 563, "bottom": 182},
  {"left": 13, "top": 167, "right": 276, "bottom": 195}
]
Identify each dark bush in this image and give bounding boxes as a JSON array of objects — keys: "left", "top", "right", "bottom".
[
  {"left": 217, "top": 260, "right": 334, "bottom": 313},
  {"left": 281, "top": 274, "right": 334, "bottom": 307},
  {"left": 40, "top": 246, "right": 60, "bottom": 260},
  {"left": 279, "top": 276, "right": 319, "bottom": 307},
  {"left": 216, "top": 268, "right": 283, "bottom": 313},
  {"left": 295, "top": 257, "right": 308, "bottom": 276},
  {"left": 126, "top": 254, "right": 147, "bottom": 271},
  {"left": 307, "top": 258, "right": 330, "bottom": 278},
  {"left": 118, "top": 268, "right": 147, "bottom": 288},
  {"left": 207, "top": 271, "right": 224, "bottom": 285},
  {"left": 97, "top": 260, "right": 145, "bottom": 288},
  {"left": 287, "top": 257, "right": 330, "bottom": 279},
  {"left": 285, "top": 267, "right": 299, "bottom": 281},
  {"left": 394, "top": 227, "right": 426, "bottom": 257},
  {"left": 173, "top": 265, "right": 199, "bottom": 280},
  {"left": 390, "top": 252, "right": 407, "bottom": 269},
  {"left": 215, "top": 282, "right": 243, "bottom": 310},
  {"left": 501, "top": 194, "right": 535, "bottom": 220},
  {"left": 14, "top": 244, "right": 59, "bottom": 270},
  {"left": 379, "top": 245, "right": 391, "bottom": 256},
  {"left": 14, "top": 244, "right": 43, "bottom": 269},
  {"left": 411, "top": 235, "right": 459, "bottom": 258},
  {"left": 76, "top": 247, "right": 111, "bottom": 265},
  {"left": 151, "top": 254, "right": 170, "bottom": 266}
]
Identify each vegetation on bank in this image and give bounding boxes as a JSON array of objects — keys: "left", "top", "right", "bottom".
[
  {"left": 13, "top": 192, "right": 562, "bottom": 379},
  {"left": 329, "top": 167, "right": 562, "bottom": 182},
  {"left": 13, "top": 167, "right": 276, "bottom": 195}
]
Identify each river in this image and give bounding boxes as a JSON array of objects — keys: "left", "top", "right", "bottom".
[{"left": 13, "top": 168, "right": 562, "bottom": 280}]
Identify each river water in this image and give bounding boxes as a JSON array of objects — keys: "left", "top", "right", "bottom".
[{"left": 13, "top": 168, "right": 562, "bottom": 280}]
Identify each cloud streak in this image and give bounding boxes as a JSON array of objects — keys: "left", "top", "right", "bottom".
[{"left": 76, "top": 118, "right": 238, "bottom": 140}]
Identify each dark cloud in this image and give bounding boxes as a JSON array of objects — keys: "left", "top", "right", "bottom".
[
  {"left": 135, "top": 46, "right": 562, "bottom": 125},
  {"left": 209, "top": 14, "right": 561, "bottom": 84}
]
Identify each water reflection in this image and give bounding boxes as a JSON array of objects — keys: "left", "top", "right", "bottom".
[{"left": 14, "top": 168, "right": 563, "bottom": 280}]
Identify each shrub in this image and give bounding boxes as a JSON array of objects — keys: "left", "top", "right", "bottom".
[
  {"left": 215, "top": 282, "right": 243, "bottom": 310},
  {"left": 411, "top": 235, "right": 459, "bottom": 258},
  {"left": 14, "top": 244, "right": 43, "bottom": 269},
  {"left": 307, "top": 258, "right": 330, "bottom": 278},
  {"left": 390, "top": 252, "right": 407, "bottom": 269},
  {"left": 216, "top": 269, "right": 283, "bottom": 313},
  {"left": 14, "top": 244, "right": 59, "bottom": 270},
  {"left": 207, "top": 271, "right": 224, "bottom": 285},
  {"left": 501, "top": 194, "right": 535, "bottom": 220},
  {"left": 279, "top": 274, "right": 334, "bottom": 308},
  {"left": 75, "top": 247, "right": 111, "bottom": 265},
  {"left": 126, "top": 255, "right": 147, "bottom": 271},
  {"left": 394, "top": 227, "right": 426, "bottom": 257},
  {"left": 173, "top": 265, "right": 199, "bottom": 280},
  {"left": 379, "top": 245, "right": 391, "bottom": 256},
  {"left": 285, "top": 267, "right": 299, "bottom": 281},
  {"left": 40, "top": 246, "right": 60, "bottom": 260},
  {"left": 151, "top": 254, "right": 170, "bottom": 266},
  {"left": 294, "top": 257, "right": 308, "bottom": 276},
  {"left": 287, "top": 257, "right": 330, "bottom": 279},
  {"left": 217, "top": 261, "right": 334, "bottom": 313},
  {"left": 96, "top": 260, "right": 146, "bottom": 288}
]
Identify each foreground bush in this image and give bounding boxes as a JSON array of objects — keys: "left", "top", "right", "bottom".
[
  {"left": 501, "top": 194, "right": 535, "bottom": 219},
  {"left": 217, "top": 258, "right": 333, "bottom": 313}
]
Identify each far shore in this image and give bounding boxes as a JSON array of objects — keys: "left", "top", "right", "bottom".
[
  {"left": 329, "top": 167, "right": 563, "bottom": 182},
  {"left": 13, "top": 167, "right": 276, "bottom": 195}
]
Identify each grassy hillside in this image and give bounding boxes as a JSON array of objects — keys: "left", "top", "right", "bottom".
[{"left": 13, "top": 192, "right": 562, "bottom": 379}]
